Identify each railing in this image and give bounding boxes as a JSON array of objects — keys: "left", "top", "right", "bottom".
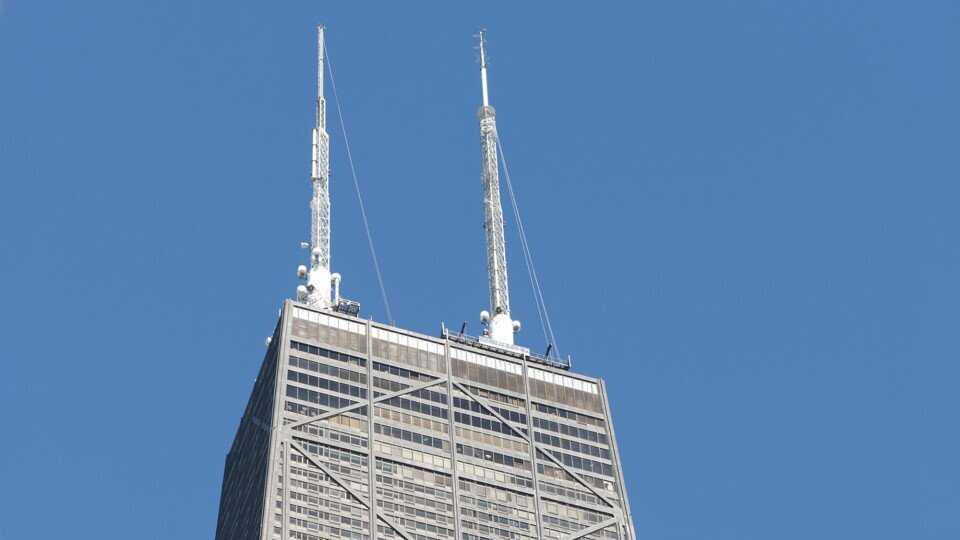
[
  {"left": 441, "top": 326, "right": 571, "bottom": 370},
  {"left": 333, "top": 298, "right": 361, "bottom": 316}
]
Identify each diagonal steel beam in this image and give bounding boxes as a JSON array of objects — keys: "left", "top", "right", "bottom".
[
  {"left": 452, "top": 381, "right": 529, "bottom": 439},
  {"left": 535, "top": 446, "right": 620, "bottom": 512},
  {"left": 287, "top": 376, "right": 447, "bottom": 430},
  {"left": 562, "top": 517, "right": 621, "bottom": 540},
  {"left": 453, "top": 381, "right": 620, "bottom": 512},
  {"left": 288, "top": 439, "right": 417, "bottom": 540}
]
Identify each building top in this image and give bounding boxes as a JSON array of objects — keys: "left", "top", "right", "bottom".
[{"left": 290, "top": 300, "right": 585, "bottom": 381}]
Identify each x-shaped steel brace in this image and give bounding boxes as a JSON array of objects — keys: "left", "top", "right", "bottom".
[
  {"left": 286, "top": 376, "right": 448, "bottom": 432},
  {"left": 562, "top": 516, "right": 621, "bottom": 540},
  {"left": 288, "top": 439, "right": 416, "bottom": 540},
  {"left": 452, "top": 381, "right": 623, "bottom": 518}
]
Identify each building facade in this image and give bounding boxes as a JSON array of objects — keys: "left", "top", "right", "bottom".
[{"left": 215, "top": 301, "right": 636, "bottom": 540}]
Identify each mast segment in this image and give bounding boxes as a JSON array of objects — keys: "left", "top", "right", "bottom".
[
  {"left": 477, "top": 30, "right": 519, "bottom": 345},
  {"left": 297, "top": 26, "right": 340, "bottom": 308}
]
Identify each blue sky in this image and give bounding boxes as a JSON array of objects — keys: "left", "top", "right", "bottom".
[{"left": 1, "top": 1, "right": 958, "bottom": 538}]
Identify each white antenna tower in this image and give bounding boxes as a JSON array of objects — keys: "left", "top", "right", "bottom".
[
  {"left": 297, "top": 26, "right": 342, "bottom": 308},
  {"left": 476, "top": 30, "right": 520, "bottom": 345}
]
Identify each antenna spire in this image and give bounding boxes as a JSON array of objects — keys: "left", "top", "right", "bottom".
[
  {"left": 297, "top": 25, "right": 339, "bottom": 308},
  {"left": 476, "top": 30, "right": 519, "bottom": 345},
  {"left": 478, "top": 29, "right": 490, "bottom": 107}
]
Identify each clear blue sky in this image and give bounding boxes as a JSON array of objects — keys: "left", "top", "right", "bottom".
[{"left": 1, "top": 1, "right": 958, "bottom": 538}]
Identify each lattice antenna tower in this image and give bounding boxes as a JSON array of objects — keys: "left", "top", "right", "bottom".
[
  {"left": 296, "top": 26, "right": 342, "bottom": 308},
  {"left": 476, "top": 30, "right": 521, "bottom": 345}
]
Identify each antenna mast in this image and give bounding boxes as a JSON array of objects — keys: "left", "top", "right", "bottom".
[
  {"left": 297, "top": 26, "right": 340, "bottom": 308},
  {"left": 476, "top": 30, "right": 519, "bottom": 345}
]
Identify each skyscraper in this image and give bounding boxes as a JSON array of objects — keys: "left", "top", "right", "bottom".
[{"left": 214, "top": 28, "right": 636, "bottom": 540}]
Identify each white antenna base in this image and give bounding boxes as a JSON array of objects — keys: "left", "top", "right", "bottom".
[
  {"left": 487, "top": 312, "right": 516, "bottom": 345},
  {"left": 305, "top": 267, "right": 333, "bottom": 308}
]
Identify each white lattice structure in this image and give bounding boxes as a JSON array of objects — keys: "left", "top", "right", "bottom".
[
  {"left": 298, "top": 27, "right": 339, "bottom": 309},
  {"left": 477, "top": 30, "right": 520, "bottom": 345}
]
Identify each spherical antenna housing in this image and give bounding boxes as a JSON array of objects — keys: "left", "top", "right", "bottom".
[
  {"left": 297, "top": 265, "right": 308, "bottom": 279},
  {"left": 296, "top": 285, "right": 308, "bottom": 299},
  {"left": 480, "top": 310, "right": 490, "bottom": 323},
  {"left": 512, "top": 320, "right": 521, "bottom": 332}
]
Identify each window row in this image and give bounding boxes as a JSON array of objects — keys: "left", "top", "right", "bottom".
[
  {"left": 452, "top": 358, "right": 524, "bottom": 395},
  {"left": 286, "top": 400, "right": 368, "bottom": 420},
  {"left": 454, "top": 411, "right": 525, "bottom": 438},
  {"left": 374, "top": 380, "right": 448, "bottom": 406},
  {"left": 459, "top": 479, "right": 534, "bottom": 510},
  {"left": 289, "top": 503, "right": 367, "bottom": 531},
  {"left": 450, "top": 346, "right": 522, "bottom": 375},
  {"left": 289, "top": 516, "right": 368, "bottom": 540},
  {"left": 376, "top": 474, "right": 453, "bottom": 504},
  {"left": 286, "top": 384, "right": 358, "bottom": 412},
  {"left": 529, "top": 367, "right": 598, "bottom": 394},
  {"left": 532, "top": 416, "right": 609, "bottom": 445},
  {"left": 288, "top": 370, "right": 367, "bottom": 399},
  {"left": 453, "top": 396, "right": 526, "bottom": 425},
  {"left": 457, "top": 443, "right": 530, "bottom": 472},
  {"left": 375, "top": 526, "right": 453, "bottom": 540},
  {"left": 376, "top": 406, "right": 448, "bottom": 436},
  {"left": 542, "top": 499, "right": 614, "bottom": 525},
  {"left": 376, "top": 458, "right": 453, "bottom": 489},
  {"left": 371, "top": 335, "right": 445, "bottom": 374},
  {"left": 455, "top": 425, "right": 529, "bottom": 455},
  {"left": 542, "top": 448, "right": 613, "bottom": 477},
  {"left": 542, "top": 516, "right": 619, "bottom": 540},
  {"left": 456, "top": 460, "right": 534, "bottom": 490},
  {"left": 459, "top": 494, "right": 535, "bottom": 524},
  {"left": 294, "top": 307, "right": 367, "bottom": 335},
  {"left": 290, "top": 465, "right": 329, "bottom": 484},
  {"left": 381, "top": 396, "right": 448, "bottom": 421},
  {"left": 372, "top": 327, "right": 444, "bottom": 355},
  {"left": 538, "top": 481, "right": 608, "bottom": 509},
  {"left": 289, "top": 452, "right": 367, "bottom": 487},
  {"left": 288, "top": 413, "right": 367, "bottom": 435},
  {"left": 289, "top": 478, "right": 346, "bottom": 502},
  {"left": 460, "top": 506, "right": 533, "bottom": 533},
  {"left": 377, "top": 485, "right": 454, "bottom": 515},
  {"left": 373, "top": 361, "right": 437, "bottom": 382},
  {"left": 533, "top": 402, "right": 606, "bottom": 429},
  {"left": 289, "top": 485, "right": 365, "bottom": 518},
  {"left": 290, "top": 340, "right": 366, "bottom": 368},
  {"left": 293, "top": 437, "right": 368, "bottom": 468},
  {"left": 374, "top": 441, "right": 452, "bottom": 471},
  {"left": 379, "top": 499, "right": 452, "bottom": 528},
  {"left": 536, "top": 462, "right": 616, "bottom": 493},
  {"left": 290, "top": 355, "right": 366, "bottom": 384},
  {"left": 388, "top": 516, "right": 454, "bottom": 539},
  {"left": 460, "top": 518, "right": 537, "bottom": 540},
  {"left": 462, "top": 384, "right": 525, "bottom": 408},
  {"left": 375, "top": 422, "right": 449, "bottom": 451},
  {"left": 533, "top": 430, "right": 611, "bottom": 460}
]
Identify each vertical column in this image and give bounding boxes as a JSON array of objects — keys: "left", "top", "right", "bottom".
[
  {"left": 599, "top": 379, "right": 636, "bottom": 540},
  {"left": 281, "top": 440, "right": 290, "bottom": 540},
  {"left": 521, "top": 358, "right": 546, "bottom": 540},
  {"left": 269, "top": 301, "right": 294, "bottom": 540},
  {"left": 443, "top": 339, "right": 464, "bottom": 540},
  {"left": 365, "top": 319, "right": 377, "bottom": 538}
]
